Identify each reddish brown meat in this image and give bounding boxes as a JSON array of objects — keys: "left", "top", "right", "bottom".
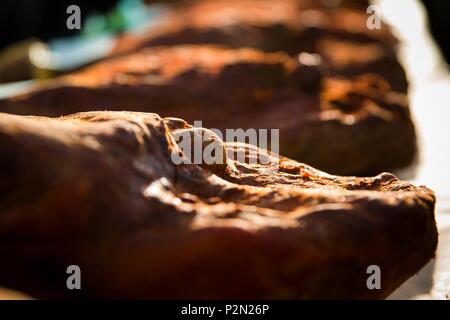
[
  {"left": 0, "top": 111, "right": 437, "bottom": 299},
  {"left": 0, "top": 46, "right": 415, "bottom": 175},
  {"left": 113, "top": 0, "right": 407, "bottom": 92}
]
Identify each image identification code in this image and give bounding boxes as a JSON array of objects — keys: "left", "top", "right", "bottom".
[{"left": 180, "top": 304, "right": 270, "bottom": 317}]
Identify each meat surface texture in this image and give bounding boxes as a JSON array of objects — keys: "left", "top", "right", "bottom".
[
  {"left": 112, "top": 0, "right": 407, "bottom": 92},
  {"left": 0, "top": 46, "right": 416, "bottom": 176},
  {"left": 0, "top": 111, "right": 437, "bottom": 299}
]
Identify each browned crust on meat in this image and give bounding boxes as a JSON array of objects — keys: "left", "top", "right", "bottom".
[
  {"left": 0, "top": 45, "right": 416, "bottom": 175},
  {"left": 0, "top": 111, "right": 437, "bottom": 299},
  {"left": 111, "top": 0, "right": 406, "bottom": 91}
]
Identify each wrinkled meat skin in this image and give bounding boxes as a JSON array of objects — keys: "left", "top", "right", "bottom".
[
  {"left": 0, "top": 46, "right": 416, "bottom": 176},
  {"left": 112, "top": 0, "right": 407, "bottom": 92},
  {"left": 0, "top": 111, "right": 437, "bottom": 299}
]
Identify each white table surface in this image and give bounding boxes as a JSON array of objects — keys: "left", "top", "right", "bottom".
[{"left": 375, "top": 0, "right": 450, "bottom": 300}]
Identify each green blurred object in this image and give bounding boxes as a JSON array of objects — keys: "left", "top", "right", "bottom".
[
  {"left": 83, "top": 13, "right": 108, "bottom": 36},
  {"left": 0, "top": 39, "right": 56, "bottom": 83},
  {"left": 83, "top": 0, "right": 154, "bottom": 36},
  {"left": 0, "top": 0, "right": 169, "bottom": 85}
]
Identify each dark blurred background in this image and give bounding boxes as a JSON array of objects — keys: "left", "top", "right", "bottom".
[
  {"left": 0, "top": 0, "right": 119, "bottom": 49},
  {"left": 0, "top": 0, "right": 169, "bottom": 83},
  {"left": 421, "top": 0, "right": 450, "bottom": 64}
]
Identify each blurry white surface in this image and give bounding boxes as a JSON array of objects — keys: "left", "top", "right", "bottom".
[{"left": 376, "top": 0, "right": 450, "bottom": 300}]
